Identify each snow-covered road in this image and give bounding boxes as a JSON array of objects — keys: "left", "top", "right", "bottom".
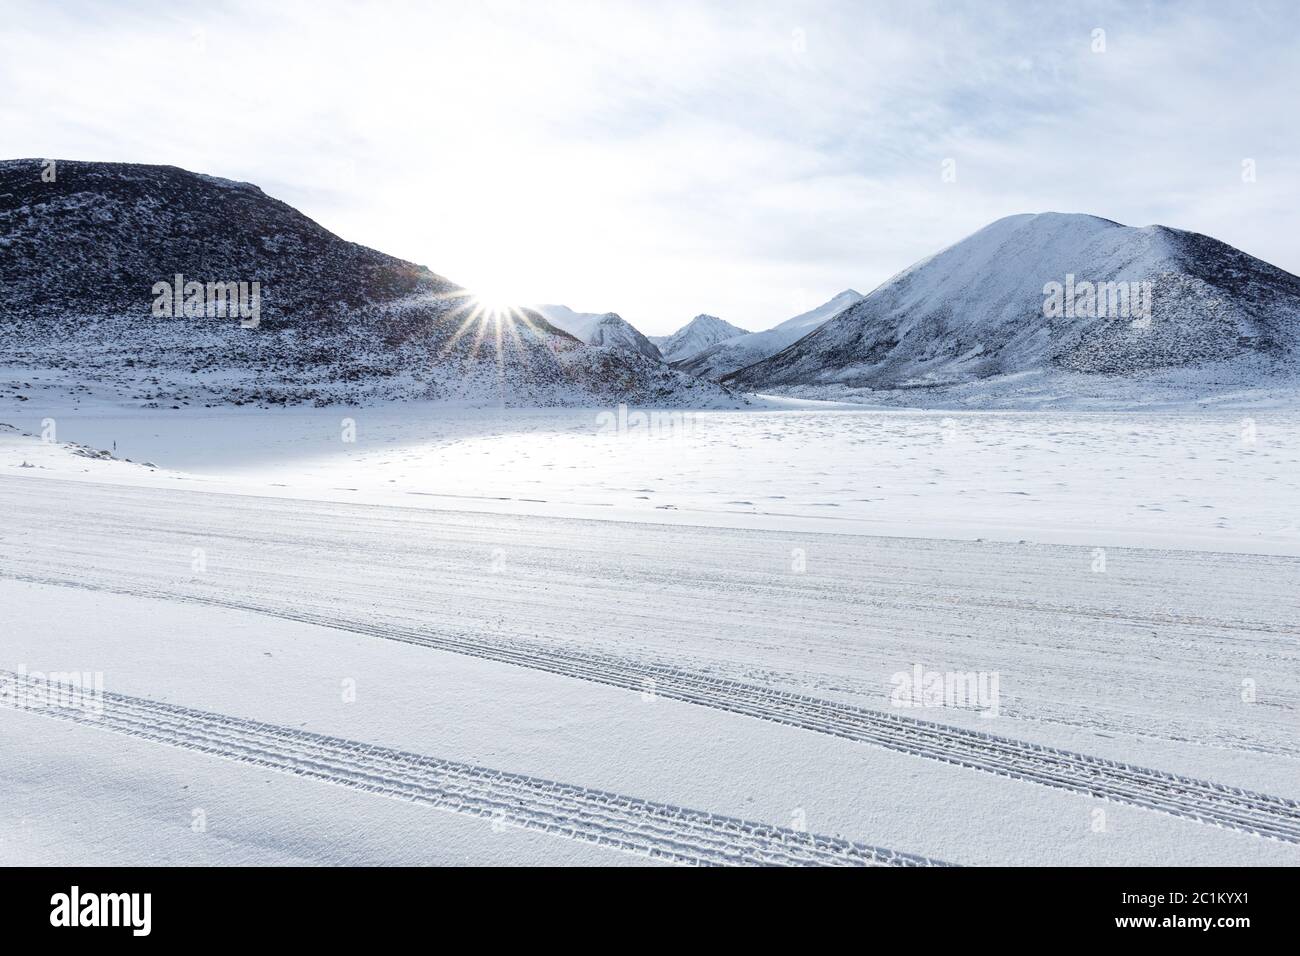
[{"left": 2, "top": 473, "right": 1297, "bottom": 865}]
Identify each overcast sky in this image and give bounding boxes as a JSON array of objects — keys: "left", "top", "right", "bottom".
[{"left": 3, "top": 0, "right": 1297, "bottom": 334}]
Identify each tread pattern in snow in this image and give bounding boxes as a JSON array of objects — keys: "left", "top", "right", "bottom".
[
  {"left": 0, "top": 674, "right": 944, "bottom": 867},
  {"left": 4, "top": 569, "right": 1298, "bottom": 845}
]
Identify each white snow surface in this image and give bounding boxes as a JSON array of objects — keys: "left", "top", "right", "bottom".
[
  {"left": 8, "top": 388, "right": 1299, "bottom": 555},
  {"left": 3, "top": 388, "right": 1298, "bottom": 866}
]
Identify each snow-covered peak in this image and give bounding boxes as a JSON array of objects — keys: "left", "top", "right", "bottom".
[
  {"left": 533, "top": 305, "right": 662, "bottom": 361},
  {"left": 726, "top": 212, "right": 1300, "bottom": 404},
  {"left": 587, "top": 313, "right": 663, "bottom": 361},
  {"left": 671, "top": 291, "right": 864, "bottom": 381},
  {"left": 534, "top": 304, "right": 605, "bottom": 343},
  {"left": 654, "top": 314, "right": 751, "bottom": 363}
]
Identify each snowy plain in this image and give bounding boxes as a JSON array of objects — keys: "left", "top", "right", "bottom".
[
  {"left": 6, "top": 374, "right": 1300, "bottom": 555},
  {"left": 2, "top": 381, "right": 1298, "bottom": 866}
]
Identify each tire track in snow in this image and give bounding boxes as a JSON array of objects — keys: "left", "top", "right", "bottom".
[
  {"left": 3, "top": 477, "right": 1298, "bottom": 843},
  {"left": 4, "top": 569, "right": 1299, "bottom": 844},
  {"left": 5, "top": 475, "right": 1297, "bottom": 761},
  {"left": 0, "top": 674, "right": 944, "bottom": 867}
]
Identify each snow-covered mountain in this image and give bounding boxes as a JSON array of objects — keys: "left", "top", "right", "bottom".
[
  {"left": 726, "top": 213, "right": 1300, "bottom": 405},
  {"left": 533, "top": 305, "right": 662, "bottom": 361},
  {"left": 652, "top": 314, "right": 751, "bottom": 364},
  {"left": 0, "top": 159, "right": 736, "bottom": 407},
  {"left": 674, "top": 290, "right": 863, "bottom": 380}
]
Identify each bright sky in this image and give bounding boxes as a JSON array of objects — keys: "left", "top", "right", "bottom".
[{"left": 2, "top": 0, "right": 1297, "bottom": 334}]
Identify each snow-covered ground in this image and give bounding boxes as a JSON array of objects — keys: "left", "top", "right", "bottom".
[
  {"left": 6, "top": 385, "right": 1299, "bottom": 554},
  {"left": 2, "top": 387, "right": 1298, "bottom": 866}
]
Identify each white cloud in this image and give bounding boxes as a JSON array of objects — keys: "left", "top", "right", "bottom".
[{"left": 1, "top": 0, "right": 1296, "bottom": 332}]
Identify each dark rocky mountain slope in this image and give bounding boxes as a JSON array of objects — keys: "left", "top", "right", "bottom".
[{"left": 0, "top": 159, "right": 736, "bottom": 407}]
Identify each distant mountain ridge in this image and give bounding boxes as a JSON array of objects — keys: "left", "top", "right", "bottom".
[
  {"left": 674, "top": 290, "right": 863, "bottom": 381},
  {"left": 653, "top": 314, "right": 751, "bottom": 364},
  {"left": 726, "top": 213, "right": 1300, "bottom": 405},
  {"left": 0, "top": 159, "right": 737, "bottom": 407},
  {"left": 533, "top": 305, "right": 662, "bottom": 361}
]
